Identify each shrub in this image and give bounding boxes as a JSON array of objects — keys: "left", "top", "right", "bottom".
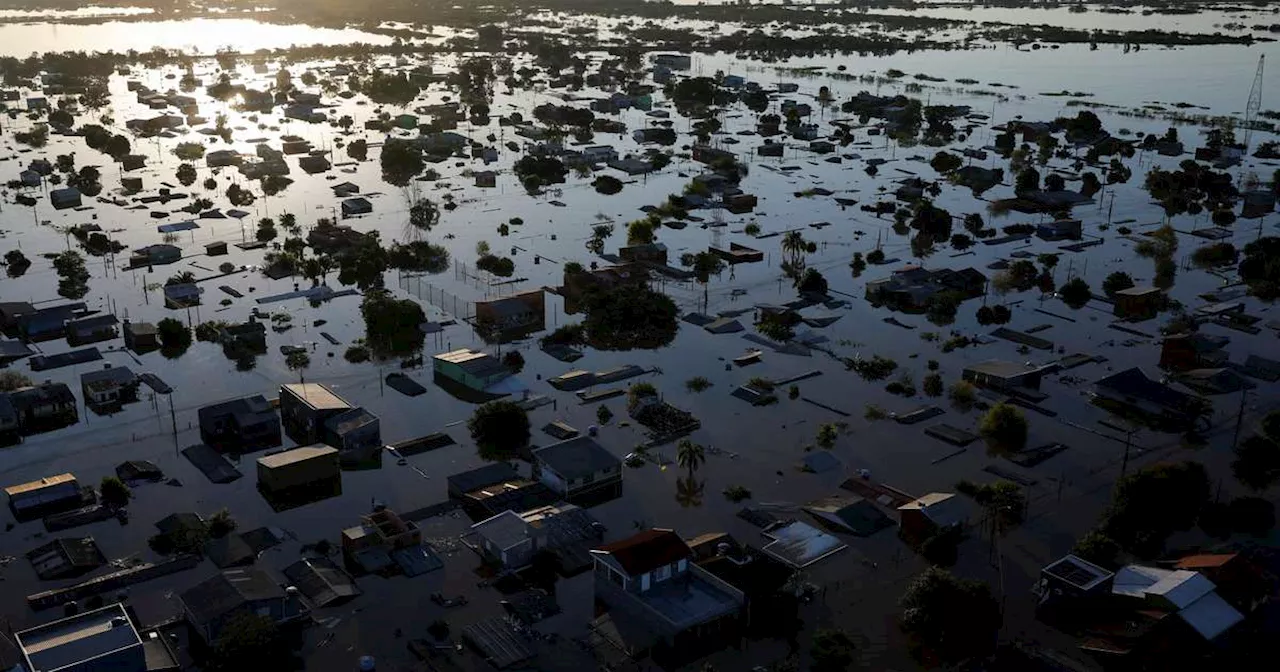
[
  {"left": 1102, "top": 271, "right": 1135, "bottom": 297},
  {"left": 99, "top": 476, "right": 131, "bottom": 508},
  {"left": 723, "top": 485, "right": 752, "bottom": 503},
  {"left": 1059, "top": 277, "right": 1092, "bottom": 309},
  {"left": 948, "top": 380, "right": 977, "bottom": 411},
  {"left": 979, "top": 403, "right": 1029, "bottom": 455},
  {"left": 685, "top": 376, "right": 711, "bottom": 393},
  {"left": 922, "top": 373, "right": 943, "bottom": 397}
]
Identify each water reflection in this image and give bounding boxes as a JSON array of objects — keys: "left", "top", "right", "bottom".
[{"left": 0, "top": 18, "right": 391, "bottom": 57}]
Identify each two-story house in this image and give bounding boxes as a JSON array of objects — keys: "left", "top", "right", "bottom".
[
  {"left": 532, "top": 437, "right": 622, "bottom": 505},
  {"left": 590, "top": 529, "right": 745, "bottom": 662}
]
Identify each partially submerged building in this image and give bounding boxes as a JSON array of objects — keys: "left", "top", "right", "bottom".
[
  {"left": 5, "top": 473, "right": 81, "bottom": 518},
  {"left": 179, "top": 568, "right": 306, "bottom": 644},
  {"left": 897, "top": 492, "right": 968, "bottom": 543},
  {"left": 256, "top": 445, "right": 341, "bottom": 496},
  {"left": 432, "top": 349, "right": 513, "bottom": 396},
  {"left": 197, "top": 394, "right": 280, "bottom": 451},
  {"left": 591, "top": 529, "right": 744, "bottom": 661},
  {"left": 279, "top": 383, "right": 351, "bottom": 445},
  {"left": 865, "top": 265, "right": 987, "bottom": 312},
  {"left": 1092, "top": 367, "right": 1208, "bottom": 429},
  {"left": 14, "top": 603, "right": 176, "bottom": 672},
  {"left": 474, "top": 290, "right": 546, "bottom": 341},
  {"left": 532, "top": 437, "right": 623, "bottom": 505}
]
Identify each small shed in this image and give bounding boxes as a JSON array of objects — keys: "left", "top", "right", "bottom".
[
  {"left": 205, "top": 241, "right": 228, "bottom": 256},
  {"left": 340, "top": 197, "right": 373, "bottom": 218},
  {"left": 49, "top": 188, "right": 82, "bottom": 210},
  {"left": 1113, "top": 286, "right": 1164, "bottom": 321}
]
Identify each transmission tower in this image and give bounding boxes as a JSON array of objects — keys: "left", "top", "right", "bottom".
[{"left": 1244, "top": 55, "right": 1265, "bottom": 150}]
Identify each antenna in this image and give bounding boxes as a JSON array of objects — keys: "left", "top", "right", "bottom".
[{"left": 1244, "top": 55, "right": 1264, "bottom": 151}]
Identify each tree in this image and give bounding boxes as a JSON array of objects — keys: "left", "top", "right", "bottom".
[
  {"left": 979, "top": 402, "right": 1028, "bottom": 455},
  {"left": 176, "top": 163, "right": 197, "bottom": 187},
  {"left": 156, "top": 317, "right": 192, "bottom": 357},
  {"left": 205, "top": 614, "right": 293, "bottom": 672},
  {"left": 1072, "top": 530, "right": 1121, "bottom": 569},
  {"left": 208, "top": 509, "right": 237, "bottom": 538},
  {"left": 929, "top": 151, "right": 962, "bottom": 174},
  {"left": 796, "top": 268, "right": 828, "bottom": 295},
  {"left": 1102, "top": 461, "right": 1210, "bottom": 557},
  {"left": 899, "top": 567, "right": 1000, "bottom": 666},
  {"left": 582, "top": 284, "right": 678, "bottom": 350},
  {"left": 338, "top": 115, "right": 354, "bottom": 133},
  {"left": 922, "top": 373, "right": 943, "bottom": 397},
  {"left": 1059, "top": 276, "right": 1092, "bottom": 309},
  {"left": 676, "top": 439, "right": 705, "bottom": 477},
  {"left": 409, "top": 198, "right": 439, "bottom": 233},
  {"left": 810, "top": 629, "right": 856, "bottom": 672},
  {"left": 174, "top": 142, "right": 206, "bottom": 161},
  {"left": 1239, "top": 237, "right": 1280, "bottom": 300},
  {"left": 1043, "top": 172, "right": 1066, "bottom": 192},
  {"left": 816, "top": 423, "right": 839, "bottom": 449},
  {"left": 1233, "top": 432, "right": 1280, "bottom": 491},
  {"left": 104, "top": 134, "right": 131, "bottom": 160},
  {"left": 380, "top": 138, "right": 424, "bottom": 186},
  {"left": 626, "top": 216, "right": 657, "bottom": 245},
  {"left": 1102, "top": 271, "right": 1135, "bottom": 297},
  {"left": 1015, "top": 167, "right": 1040, "bottom": 194},
  {"left": 468, "top": 401, "right": 531, "bottom": 461},
  {"left": 359, "top": 288, "right": 425, "bottom": 359},
  {"left": 690, "top": 251, "right": 725, "bottom": 306},
  {"left": 781, "top": 230, "right": 807, "bottom": 267},
  {"left": 0, "top": 370, "right": 33, "bottom": 392},
  {"left": 100, "top": 476, "right": 131, "bottom": 509}
]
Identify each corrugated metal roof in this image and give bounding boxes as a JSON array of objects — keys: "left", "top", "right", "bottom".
[{"left": 5, "top": 474, "right": 77, "bottom": 497}]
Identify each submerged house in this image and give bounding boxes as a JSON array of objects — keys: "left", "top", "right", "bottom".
[
  {"left": 279, "top": 383, "right": 352, "bottom": 446},
  {"left": 865, "top": 265, "right": 987, "bottom": 312},
  {"left": 6, "top": 383, "right": 77, "bottom": 431},
  {"left": 197, "top": 395, "right": 281, "bottom": 450},
  {"left": 432, "top": 349, "right": 512, "bottom": 394},
  {"left": 590, "top": 529, "right": 744, "bottom": 660},
  {"left": 531, "top": 437, "right": 622, "bottom": 505},
  {"left": 180, "top": 568, "right": 306, "bottom": 644},
  {"left": 474, "top": 290, "right": 546, "bottom": 340},
  {"left": 80, "top": 365, "right": 139, "bottom": 411},
  {"left": 1092, "top": 367, "right": 1208, "bottom": 429}
]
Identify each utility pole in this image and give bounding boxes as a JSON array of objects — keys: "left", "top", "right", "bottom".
[{"left": 1231, "top": 388, "right": 1249, "bottom": 451}]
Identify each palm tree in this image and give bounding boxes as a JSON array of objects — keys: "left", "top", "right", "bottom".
[
  {"left": 781, "top": 230, "right": 806, "bottom": 267},
  {"left": 691, "top": 251, "right": 726, "bottom": 308},
  {"left": 165, "top": 271, "right": 196, "bottom": 286},
  {"left": 676, "top": 475, "right": 704, "bottom": 509},
  {"left": 676, "top": 439, "right": 705, "bottom": 477}
]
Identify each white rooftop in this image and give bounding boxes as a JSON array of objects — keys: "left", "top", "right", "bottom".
[{"left": 761, "top": 521, "right": 847, "bottom": 568}]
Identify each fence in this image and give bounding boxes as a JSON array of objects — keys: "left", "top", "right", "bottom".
[{"left": 399, "top": 273, "right": 475, "bottom": 320}]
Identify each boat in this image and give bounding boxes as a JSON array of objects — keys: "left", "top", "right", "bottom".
[{"left": 733, "top": 350, "right": 763, "bottom": 367}]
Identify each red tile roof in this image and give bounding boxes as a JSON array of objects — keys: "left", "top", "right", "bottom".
[
  {"left": 1175, "top": 553, "right": 1238, "bottom": 570},
  {"left": 595, "top": 529, "right": 691, "bottom": 576}
]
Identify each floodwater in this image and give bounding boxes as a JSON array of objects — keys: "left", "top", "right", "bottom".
[
  {"left": 0, "top": 10, "right": 1277, "bottom": 668},
  {"left": 0, "top": 18, "right": 393, "bottom": 57},
  {"left": 0, "top": 6, "right": 154, "bottom": 20}
]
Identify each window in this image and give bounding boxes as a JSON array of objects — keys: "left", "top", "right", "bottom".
[
  {"left": 654, "top": 564, "right": 671, "bottom": 583},
  {"left": 582, "top": 472, "right": 595, "bottom": 484},
  {"left": 677, "top": 559, "right": 687, "bottom": 573}
]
